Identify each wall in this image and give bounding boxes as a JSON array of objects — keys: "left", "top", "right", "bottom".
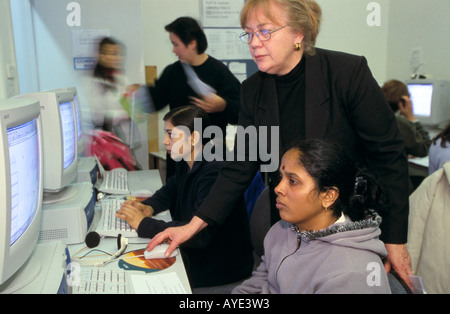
[
  {"left": 0, "top": 0, "right": 19, "bottom": 100},
  {"left": 386, "top": 0, "right": 450, "bottom": 81},
  {"left": 7, "top": 0, "right": 450, "bottom": 150},
  {"left": 316, "top": 0, "right": 389, "bottom": 84},
  {"left": 10, "top": 0, "right": 149, "bottom": 167},
  {"left": 29, "top": 0, "right": 145, "bottom": 89}
]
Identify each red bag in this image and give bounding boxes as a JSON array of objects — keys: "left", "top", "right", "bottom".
[{"left": 86, "top": 130, "right": 138, "bottom": 171}]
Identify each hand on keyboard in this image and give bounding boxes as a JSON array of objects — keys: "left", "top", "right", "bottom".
[
  {"left": 116, "top": 200, "right": 154, "bottom": 230},
  {"left": 96, "top": 198, "right": 138, "bottom": 238}
]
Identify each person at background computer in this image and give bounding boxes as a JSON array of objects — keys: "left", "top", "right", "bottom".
[
  {"left": 115, "top": 105, "right": 253, "bottom": 288},
  {"left": 147, "top": 0, "right": 414, "bottom": 290},
  {"left": 428, "top": 121, "right": 450, "bottom": 174},
  {"left": 232, "top": 139, "right": 391, "bottom": 294},
  {"left": 142, "top": 16, "right": 241, "bottom": 180},
  {"left": 86, "top": 37, "right": 141, "bottom": 156},
  {"left": 381, "top": 80, "right": 431, "bottom": 157},
  {"left": 382, "top": 79, "right": 432, "bottom": 192}
]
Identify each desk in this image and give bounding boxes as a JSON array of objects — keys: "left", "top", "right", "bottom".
[
  {"left": 127, "top": 169, "right": 163, "bottom": 194},
  {"left": 67, "top": 169, "right": 192, "bottom": 294},
  {"left": 408, "top": 156, "right": 429, "bottom": 177},
  {"left": 67, "top": 238, "right": 192, "bottom": 294}
]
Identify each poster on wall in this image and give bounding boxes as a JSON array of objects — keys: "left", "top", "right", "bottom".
[
  {"left": 203, "top": 28, "right": 250, "bottom": 60},
  {"left": 200, "top": 0, "right": 256, "bottom": 80},
  {"left": 71, "top": 29, "right": 110, "bottom": 70},
  {"left": 201, "top": 0, "right": 243, "bottom": 28}
]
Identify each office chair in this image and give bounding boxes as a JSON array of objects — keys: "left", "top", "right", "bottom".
[
  {"left": 388, "top": 272, "right": 413, "bottom": 294},
  {"left": 249, "top": 187, "right": 271, "bottom": 266}
]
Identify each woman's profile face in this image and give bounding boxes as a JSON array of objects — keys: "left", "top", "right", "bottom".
[
  {"left": 169, "top": 32, "right": 197, "bottom": 64},
  {"left": 274, "top": 149, "right": 327, "bottom": 231},
  {"left": 163, "top": 120, "right": 191, "bottom": 162},
  {"left": 243, "top": 2, "right": 304, "bottom": 75}
]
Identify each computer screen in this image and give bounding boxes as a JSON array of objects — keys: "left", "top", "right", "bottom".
[
  {"left": 73, "top": 91, "right": 84, "bottom": 153},
  {"left": 0, "top": 98, "right": 43, "bottom": 286},
  {"left": 9, "top": 119, "right": 41, "bottom": 245},
  {"left": 59, "top": 100, "right": 77, "bottom": 169},
  {"left": 49, "top": 87, "right": 85, "bottom": 156},
  {"left": 406, "top": 79, "right": 450, "bottom": 127},
  {"left": 15, "top": 91, "right": 78, "bottom": 192},
  {"left": 407, "top": 83, "right": 433, "bottom": 117}
]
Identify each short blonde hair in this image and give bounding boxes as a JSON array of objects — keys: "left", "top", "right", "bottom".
[{"left": 240, "top": 0, "right": 322, "bottom": 56}]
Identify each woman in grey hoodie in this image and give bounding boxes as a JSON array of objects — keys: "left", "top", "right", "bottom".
[{"left": 233, "top": 139, "right": 391, "bottom": 294}]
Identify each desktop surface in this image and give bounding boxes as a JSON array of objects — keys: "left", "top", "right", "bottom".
[
  {"left": 68, "top": 240, "right": 191, "bottom": 294},
  {"left": 67, "top": 169, "right": 192, "bottom": 294}
]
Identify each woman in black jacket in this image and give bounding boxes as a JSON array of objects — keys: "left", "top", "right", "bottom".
[
  {"left": 116, "top": 105, "right": 253, "bottom": 288},
  {"left": 148, "top": 0, "right": 413, "bottom": 290}
]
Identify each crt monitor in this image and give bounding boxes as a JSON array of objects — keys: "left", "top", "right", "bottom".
[
  {"left": 0, "top": 98, "right": 43, "bottom": 286},
  {"left": 406, "top": 79, "right": 450, "bottom": 127},
  {"left": 49, "top": 87, "right": 84, "bottom": 156},
  {"left": 15, "top": 91, "right": 78, "bottom": 192}
]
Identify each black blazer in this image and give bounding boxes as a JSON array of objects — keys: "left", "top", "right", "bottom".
[
  {"left": 198, "top": 48, "right": 409, "bottom": 244},
  {"left": 139, "top": 158, "right": 253, "bottom": 288}
]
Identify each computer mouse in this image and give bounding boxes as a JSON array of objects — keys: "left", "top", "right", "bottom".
[{"left": 144, "top": 243, "right": 179, "bottom": 259}]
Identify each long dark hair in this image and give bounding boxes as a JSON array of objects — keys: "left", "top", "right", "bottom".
[{"left": 286, "top": 139, "right": 388, "bottom": 222}]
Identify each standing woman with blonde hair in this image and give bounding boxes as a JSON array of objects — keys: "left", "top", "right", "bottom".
[{"left": 148, "top": 0, "right": 413, "bottom": 290}]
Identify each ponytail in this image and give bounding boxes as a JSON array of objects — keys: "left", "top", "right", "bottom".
[{"left": 346, "top": 169, "right": 388, "bottom": 222}]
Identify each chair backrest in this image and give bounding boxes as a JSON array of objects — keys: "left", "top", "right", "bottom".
[
  {"left": 244, "top": 171, "right": 266, "bottom": 217},
  {"left": 387, "top": 272, "right": 413, "bottom": 294},
  {"left": 249, "top": 187, "right": 271, "bottom": 259}
]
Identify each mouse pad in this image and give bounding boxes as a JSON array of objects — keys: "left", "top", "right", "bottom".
[{"left": 118, "top": 249, "right": 176, "bottom": 273}]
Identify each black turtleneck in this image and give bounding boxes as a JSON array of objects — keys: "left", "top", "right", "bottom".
[{"left": 275, "top": 58, "right": 306, "bottom": 151}]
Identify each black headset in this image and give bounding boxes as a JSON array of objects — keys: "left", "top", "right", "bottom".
[{"left": 71, "top": 231, "right": 129, "bottom": 267}]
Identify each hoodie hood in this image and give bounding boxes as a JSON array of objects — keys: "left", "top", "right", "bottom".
[{"left": 290, "top": 211, "right": 387, "bottom": 258}]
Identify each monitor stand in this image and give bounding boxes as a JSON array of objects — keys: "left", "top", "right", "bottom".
[
  {"left": 43, "top": 184, "right": 79, "bottom": 205},
  {"left": 0, "top": 241, "right": 68, "bottom": 294},
  {"left": 76, "top": 156, "right": 98, "bottom": 185},
  {"left": 40, "top": 182, "right": 96, "bottom": 245}
]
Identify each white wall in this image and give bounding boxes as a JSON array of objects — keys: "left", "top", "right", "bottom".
[
  {"left": 0, "top": 0, "right": 19, "bottom": 100},
  {"left": 6, "top": 0, "right": 450, "bottom": 150},
  {"left": 316, "top": 0, "right": 389, "bottom": 84},
  {"left": 142, "top": 0, "right": 390, "bottom": 82},
  {"left": 9, "top": 0, "right": 39, "bottom": 95},
  {"left": 30, "top": 0, "right": 145, "bottom": 91},
  {"left": 8, "top": 0, "right": 450, "bottom": 94},
  {"left": 386, "top": 0, "right": 450, "bottom": 81},
  {"left": 142, "top": 0, "right": 200, "bottom": 77}
]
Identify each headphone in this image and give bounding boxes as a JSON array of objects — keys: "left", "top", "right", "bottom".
[{"left": 71, "top": 231, "right": 129, "bottom": 267}]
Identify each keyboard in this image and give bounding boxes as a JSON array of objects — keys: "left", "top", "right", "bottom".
[
  {"left": 98, "top": 168, "right": 130, "bottom": 195},
  {"left": 71, "top": 267, "right": 131, "bottom": 294},
  {"left": 96, "top": 198, "right": 138, "bottom": 238}
]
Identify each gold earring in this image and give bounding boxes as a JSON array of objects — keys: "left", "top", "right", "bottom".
[{"left": 294, "top": 43, "right": 302, "bottom": 51}]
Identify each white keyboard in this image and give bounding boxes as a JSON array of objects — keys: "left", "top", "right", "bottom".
[
  {"left": 96, "top": 198, "right": 138, "bottom": 238},
  {"left": 71, "top": 267, "right": 130, "bottom": 294},
  {"left": 98, "top": 169, "right": 130, "bottom": 195}
]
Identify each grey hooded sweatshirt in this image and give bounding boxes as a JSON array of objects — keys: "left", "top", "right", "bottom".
[{"left": 233, "top": 213, "right": 391, "bottom": 294}]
